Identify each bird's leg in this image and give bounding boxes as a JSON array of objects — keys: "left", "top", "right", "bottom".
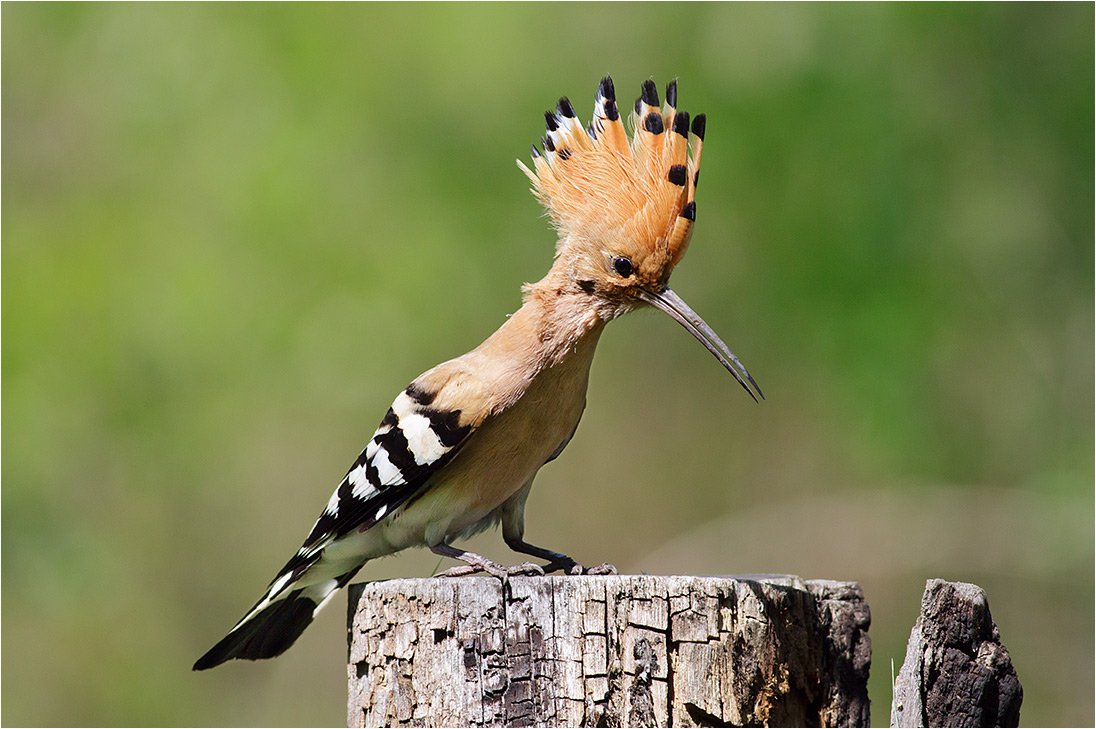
[
  {"left": 503, "top": 535, "right": 617, "bottom": 576},
  {"left": 430, "top": 543, "right": 544, "bottom": 578},
  {"left": 498, "top": 484, "right": 616, "bottom": 575}
]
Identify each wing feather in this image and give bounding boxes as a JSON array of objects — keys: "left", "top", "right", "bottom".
[{"left": 272, "top": 381, "right": 476, "bottom": 584}]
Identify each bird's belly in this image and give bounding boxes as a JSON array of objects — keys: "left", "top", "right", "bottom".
[{"left": 379, "top": 352, "right": 594, "bottom": 549}]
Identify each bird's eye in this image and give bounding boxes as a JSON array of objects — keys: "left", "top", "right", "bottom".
[{"left": 612, "top": 256, "right": 634, "bottom": 278}]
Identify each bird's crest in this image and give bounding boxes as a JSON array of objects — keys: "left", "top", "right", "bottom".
[{"left": 517, "top": 76, "right": 704, "bottom": 268}]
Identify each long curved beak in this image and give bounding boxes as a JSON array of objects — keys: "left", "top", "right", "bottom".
[{"left": 635, "top": 287, "right": 764, "bottom": 402}]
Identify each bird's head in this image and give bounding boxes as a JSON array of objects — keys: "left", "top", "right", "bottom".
[{"left": 518, "top": 76, "right": 763, "bottom": 401}]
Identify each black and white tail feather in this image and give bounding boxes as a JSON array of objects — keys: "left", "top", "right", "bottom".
[{"left": 193, "top": 383, "right": 474, "bottom": 670}]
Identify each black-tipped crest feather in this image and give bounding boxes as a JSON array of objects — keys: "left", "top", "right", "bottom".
[
  {"left": 641, "top": 79, "right": 659, "bottom": 107},
  {"left": 672, "top": 111, "right": 690, "bottom": 138},
  {"left": 691, "top": 113, "right": 706, "bottom": 140},
  {"left": 598, "top": 75, "right": 616, "bottom": 101}
]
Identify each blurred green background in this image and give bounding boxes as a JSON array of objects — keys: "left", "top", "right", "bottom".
[{"left": 4, "top": 3, "right": 1092, "bottom": 726}]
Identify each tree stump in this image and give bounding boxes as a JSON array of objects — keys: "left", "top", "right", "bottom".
[
  {"left": 347, "top": 575, "right": 871, "bottom": 727},
  {"left": 891, "top": 579, "right": 1022, "bottom": 727}
]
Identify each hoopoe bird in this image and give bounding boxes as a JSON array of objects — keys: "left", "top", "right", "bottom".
[{"left": 194, "top": 75, "right": 762, "bottom": 671}]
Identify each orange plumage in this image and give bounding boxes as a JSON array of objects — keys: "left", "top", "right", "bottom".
[{"left": 517, "top": 77, "right": 702, "bottom": 287}]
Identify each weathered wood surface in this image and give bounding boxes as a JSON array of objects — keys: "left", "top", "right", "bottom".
[
  {"left": 347, "top": 575, "right": 871, "bottom": 727},
  {"left": 891, "top": 579, "right": 1022, "bottom": 728}
]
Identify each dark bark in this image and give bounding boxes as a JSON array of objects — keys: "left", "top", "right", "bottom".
[{"left": 891, "top": 580, "right": 1022, "bottom": 728}]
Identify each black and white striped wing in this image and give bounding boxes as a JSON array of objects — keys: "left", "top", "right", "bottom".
[{"left": 278, "top": 384, "right": 474, "bottom": 579}]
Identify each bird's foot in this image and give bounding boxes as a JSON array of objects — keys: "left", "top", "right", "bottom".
[
  {"left": 434, "top": 552, "right": 509, "bottom": 579},
  {"left": 543, "top": 560, "right": 618, "bottom": 576},
  {"left": 434, "top": 556, "right": 545, "bottom": 579},
  {"left": 435, "top": 564, "right": 486, "bottom": 578},
  {"left": 502, "top": 540, "right": 617, "bottom": 576},
  {"left": 434, "top": 556, "right": 506, "bottom": 578},
  {"left": 507, "top": 561, "right": 546, "bottom": 577}
]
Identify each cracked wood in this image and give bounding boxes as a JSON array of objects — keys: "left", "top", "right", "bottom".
[{"left": 347, "top": 575, "right": 871, "bottom": 727}]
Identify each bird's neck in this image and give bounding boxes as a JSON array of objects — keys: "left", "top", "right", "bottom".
[{"left": 480, "top": 266, "right": 607, "bottom": 375}]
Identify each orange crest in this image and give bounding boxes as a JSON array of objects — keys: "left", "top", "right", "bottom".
[{"left": 517, "top": 76, "right": 704, "bottom": 269}]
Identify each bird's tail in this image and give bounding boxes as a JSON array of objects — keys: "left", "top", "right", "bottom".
[{"left": 192, "top": 564, "right": 361, "bottom": 671}]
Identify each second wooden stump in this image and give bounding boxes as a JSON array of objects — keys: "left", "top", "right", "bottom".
[{"left": 347, "top": 575, "right": 871, "bottom": 727}]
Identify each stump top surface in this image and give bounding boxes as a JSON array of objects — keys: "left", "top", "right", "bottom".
[{"left": 349, "top": 573, "right": 861, "bottom": 596}]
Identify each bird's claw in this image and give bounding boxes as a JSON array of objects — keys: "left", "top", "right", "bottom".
[
  {"left": 545, "top": 560, "right": 618, "bottom": 576},
  {"left": 508, "top": 562, "right": 546, "bottom": 577},
  {"left": 585, "top": 562, "right": 618, "bottom": 575}
]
